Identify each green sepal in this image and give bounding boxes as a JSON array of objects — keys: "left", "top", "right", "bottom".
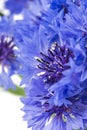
[{"left": 8, "top": 86, "right": 25, "bottom": 97}]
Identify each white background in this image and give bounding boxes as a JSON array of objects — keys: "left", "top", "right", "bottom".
[{"left": 0, "top": 89, "right": 31, "bottom": 130}]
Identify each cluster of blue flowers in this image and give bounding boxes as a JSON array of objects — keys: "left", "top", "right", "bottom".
[{"left": 1, "top": 0, "right": 87, "bottom": 129}]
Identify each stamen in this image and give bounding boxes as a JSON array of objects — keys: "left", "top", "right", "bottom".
[{"left": 36, "top": 42, "right": 74, "bottom": 84}]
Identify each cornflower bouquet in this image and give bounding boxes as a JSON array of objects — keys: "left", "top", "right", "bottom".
[{"left": 1, "top": 0, "right": 87, "bottom": 130}]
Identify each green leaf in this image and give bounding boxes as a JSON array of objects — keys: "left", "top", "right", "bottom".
[
  {"left": 0, "top": 12, "right": 4, "bottom": 17},
  {"left": 8, "top": 86, "right": 25, "bottom": 96}
]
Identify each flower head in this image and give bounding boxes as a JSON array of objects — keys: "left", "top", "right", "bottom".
[
  {"left": 19, "top": 28, "right": 77, "bottom": 86},
  {"left": 21, "top": 25, "right": 87, "bottom": 129},
  {"left": 21, "top": 78, "right": 87, "bottom": 130},
  {"left": 19, "top": 25, "right": 86, "bottom": 86}
]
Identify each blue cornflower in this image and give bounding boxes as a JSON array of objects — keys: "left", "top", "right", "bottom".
[
  {"left": 19, "top": 25, "right": 86, "bottom": 86},
  {"left": 15, "top": 1, "right": 87, "bottom": 130},
  {"left": 20, "top": 18, "right": 87, "bottom": 129},
  {"left": 21, "top": 78, "right": 87, "bottom": 130},
  {"left": 5, "top": 0, "right": 29, "bottom": 14},
  {"left": 0, "top": 16, "right": 21, "bottom": 89},
  {"left": 19, "top": 29, "right": 78, "bottom": 85},
  {"left": 20, "top": 2, "right": 87, "bottom": 129}
]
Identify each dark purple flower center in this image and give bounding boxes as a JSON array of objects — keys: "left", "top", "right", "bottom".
[
  {"left": 37, "top": 42, "right": 74, "bottom": 85},
  {"left": 0, "top": 35, "right": 15, "bottom": 64},
  {"left": 45, "top": 104, "right": 71, "bottom": 114},
  {"left": 43, "top": 100, "right": 75, "bottom": 122},
  {"left": 42, "top": 96, "right": 80, "bottom": 122}
]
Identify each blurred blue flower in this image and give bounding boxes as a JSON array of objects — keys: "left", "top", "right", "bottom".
[{"left": 0, "top": 16, "right": 22, "bottom": 89}]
